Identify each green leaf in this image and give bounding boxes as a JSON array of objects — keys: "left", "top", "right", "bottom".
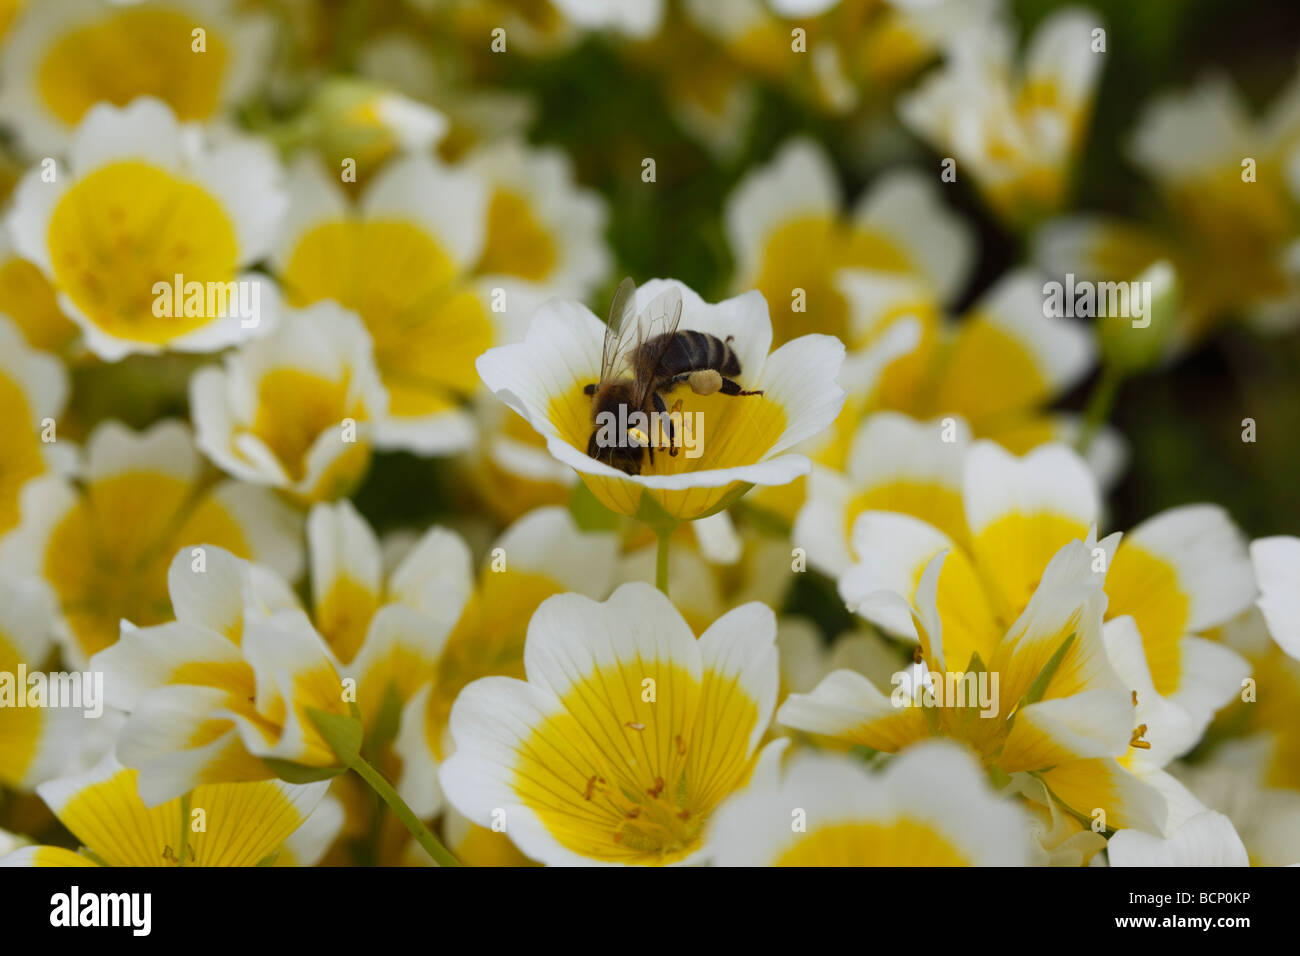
[
  {"left": 848, "top": 745, "right": 878, "bottom": 764},
  {"left": 261, "top": 758, "right": 348, "bottom": 784},
  {"left": 307, "top": 706, "right": 364, "bottom": 766}
]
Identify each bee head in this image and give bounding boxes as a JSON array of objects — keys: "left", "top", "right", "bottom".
[
  {"left": 587, "top": 383, "right": 646, "bottom": 475},
  {"left": 586, "top": 429, "right": 644, "bottom": 475}
]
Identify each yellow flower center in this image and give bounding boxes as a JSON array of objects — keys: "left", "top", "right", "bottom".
[
  {"left": 43, "top": 473, "right": 250, "bottom": 658},
  {"left": 477, "top": 188, "right": 557, "bottom": 282},
  {"left": 0, "top": 373, "right": 45, "bottom": 534},
  {"left": 47, "top": 161, "right": 239, "bottom": 343},
  {"left": 37, "top": 7, "right": 228, "bottom": 126},
  {"left": 426, "top": 571, "right": 562, "bottom": 756},
  {"left": 282, "top": 220, "right": 494, "bottom": 418},
  {"left": 247, "top": 368, "right": 365, "bottom": 484},
  {"left": 776, "top": 819, "right": 969, "bottom": 865},
  {"left": 0, "top": 255, "right": 78, "bottom": 353},
  {"left": 752, "top": 214, "right": 913, "bottom": 345},
  {"left": 0, "top": 629, "right": 44, "bottom": 787},
  {"left": 513, "top": 662, "right": 759, "bottom": 864}
]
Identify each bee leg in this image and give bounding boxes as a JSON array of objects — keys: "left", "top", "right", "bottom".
[
  {"left": 719, "top": 377, "right": 764, "bottom": 397},
  {"left": 669, "top": 399, "right": 684, "bottom": 458},
  {"left": 652, "top": 392, "right": 678, "bottom": 456}
]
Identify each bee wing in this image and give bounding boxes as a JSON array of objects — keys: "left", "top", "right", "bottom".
[
  {"left": 631, "top": 285, "right": 683, "bottom": 410},
  {"left": 600, "top": 276, "right": 639, "bottom": 382}
]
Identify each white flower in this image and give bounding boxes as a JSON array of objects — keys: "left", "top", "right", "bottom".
[
  {"left": 271, "top": 154, "right": 491, "bottom": 454},
  {"left": 708, "top": 741, "right": 1033, "bottom": 866},
  {"left": 476, "top": 279, "right": 846, "bottom": 520},
  {"left": 0, "top": 0, "right": 274, "bottom": 156},
  {"left": 1250, "top": 536, "right": 1300, "bottom": 660},
  {"left": 0, "top": 315, "right": 73, "bottom": 535},
  {"left": 393, "top": 506, "right": 620, "bottom": 818},
  {"left": 7, "top": 97, "right": 284, "bottom": 360},
  {"left": 0, "top": 575, "right": 83, "bottom": 790},
  {"left": 439, "top": 582, "right": 780, "bottom": 865},
  {"left": 1108, "top": 811, "right": 1249, "bottom": 867},
  {"left": 466, "top": 138, "right": 610, "bottom": 307},
  {"left": 550, "top": 0, "right": 664, "bottom": 38},
  {"left": 0, "top": 419, "right": 302, "bottom": 664},
  {"left": 191, "top": 302, "right": 388, "bottom": 503},
  {"left": 725, "top": 138, "right": 974, "bottom": 344},
  {"left": 900, "top": 7, "right": 1104, "bottom": 223}
]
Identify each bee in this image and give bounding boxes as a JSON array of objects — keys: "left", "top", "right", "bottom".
[{"left": 583, "top": 278, "right": 763, "bottom": 475}]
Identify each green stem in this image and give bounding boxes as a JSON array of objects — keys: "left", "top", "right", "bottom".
[
  {"left": 177, "top": 793, "right": 191, "bottom": 868},
  {"left": 351, "top": 755, "right": 462, "bottom": 867},
  {"left": 1078, "top": 364, "right": 1123, "bottom": 455},
  {"left": 655, "top": 526, "right": 672, "bottom": 597}
]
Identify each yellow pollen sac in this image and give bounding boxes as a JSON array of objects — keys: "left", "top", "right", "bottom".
[{"left": 1129, "top": 724, "right": 1151, "bottom": 750}]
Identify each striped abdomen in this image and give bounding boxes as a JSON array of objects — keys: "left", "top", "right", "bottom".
[{"left": 637, "top": 331, "right": 741, "bottom": 380}]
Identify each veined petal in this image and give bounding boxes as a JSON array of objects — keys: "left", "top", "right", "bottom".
[
  {"left": 935, "top": 271, "right": 1094, "bottom": 427},
  {"left": 964, "top": 441, "right": 1098, "bottom": 624},
  {"left": 849, "top": 169, "right": 974, "bottom": 305},
  {"left": 441, "top": 584, "right": 779, "bottom": 864},
  {"left": 1000, "top": 690, "right": 1134, "bottom": 774},
  {"left": 776, "top": 669, "right": 929, "bottom": 752},
  {"left": 1252, "top": 535, "right": 1300, "bottom": 660},
  {"left": 36, "top": 753, "right": 327, "bottom": 867},
  {"left": 724, "top": 138, "right": 840, "bottom": 285},
  {"left": 1037, "top": 757, "right": 1165, "bottom": 834},
  {"left": 1109, "top": 811, "right": 1248, "bottom": 867},
  {"left": 1106, "top": 505, "right": 1256, "bottom": 699},
  {"left": 708, "top": 741, "right": 1031, "bottom": 866},
  {"left": 307, "top": 499, "right": 384, "bottom": 664},
  {"left": 991, "top": 536, "right": 1120, "bottom": 712},
  {"left": 840, "top": 513, "right": 999, "bottom": 668},
  {"left": 0, "top": 846, "right": 98, "bottom": 867}
]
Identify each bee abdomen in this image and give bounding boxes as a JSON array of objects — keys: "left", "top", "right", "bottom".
[{"left": 653, "top": 331, "right": 741, "bottom": 377}]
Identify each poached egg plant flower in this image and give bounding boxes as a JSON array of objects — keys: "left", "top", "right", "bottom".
[
  {"left": 92, "top": 543, "right": 460, "bottom": 865},
  {"left": 438, "top": 582, "right": 780, "bottom": 865},
  {"left": 0, "top": 754, "right": 334, "bottom": 868},
  {"left": 475, "top": 279, "right": 846, "bottom": 523},
  {"left": 0, "top": 419, "right": 302, "bottom": 663},
  {"left": 191, "top": 301, "right": 388, "bottom": 504},
  {"left": 7, "top": 97, "right": 285, "bottom": 361},
  {"left": 0, "top": 0, "right": 273, "bottom": 156},
  {"left": 708, "top": 741, "right": 1033, "bottom": 866},
  {"left": 900, "top": 7, "right": 1104, "bottom": 227}
]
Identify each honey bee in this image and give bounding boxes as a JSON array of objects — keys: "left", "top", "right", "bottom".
[{"left": 583, "top": 278, "right": 763, "bottom": 475}]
